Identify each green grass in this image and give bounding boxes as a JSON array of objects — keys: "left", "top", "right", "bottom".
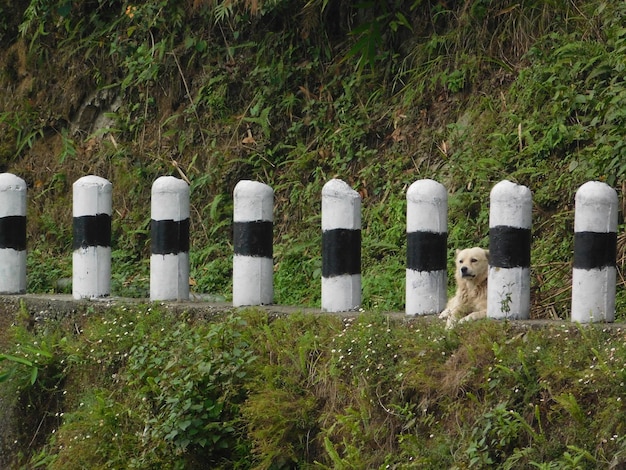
[
  {"left": 1, "top": 1, "right": 626, "bottom": 464},
  {"left": 3, "top": 304, "right": 626, "bottom": 468},
  {"left": 2, "top": 0, "right": 622, "bottom": 318}
]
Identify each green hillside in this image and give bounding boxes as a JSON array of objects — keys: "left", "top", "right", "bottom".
[
  {"left": 1, "top": 1, "right": 626, "bottom": 467},
  {"left": 1, "top": 0, "right": 624, "bottom": 315}
]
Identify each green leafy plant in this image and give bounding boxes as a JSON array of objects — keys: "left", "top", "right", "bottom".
[
  {"left": 0, "top": 346, "right": 52, "bottom": 387},
  {"left": 127, "top": 315, "right": 257, "bottom": 456},
  {"left": 466, "top": 402, "right": 540, "bottom": 467}
]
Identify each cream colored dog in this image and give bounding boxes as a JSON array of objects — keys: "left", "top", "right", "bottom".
[{"left": 439, "top": 247, "right": 489, "bottom": 328}]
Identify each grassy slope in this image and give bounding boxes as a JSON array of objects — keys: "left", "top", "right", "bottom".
[
  {"left": 0, "top": 1, "right": 626, "bottom": 465},
  {"left": 2, "top": 303, "right": 626, "bottom": 468},
  {"left": 0, "top": 0, "right": 624, "bottom": 316}
]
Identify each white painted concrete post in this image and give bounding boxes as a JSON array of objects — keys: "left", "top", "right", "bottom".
[
  {"left": 0, "top": 173, "right": 27, "bottom": 294},
  {"left": 321, "top": 179, "right": 361, "bottom": 312},
  {"left": 488, "top": 180, "right": 532, "bottom": 320},
  {"left": 571, "top": 181, "right": 618, "bottom": 323},
  {"left": 150, "top": 176, "right": 190, "bottom": 301},
  {"left": 72, "top": 175, "right": 112, "bottom": 299},
  {"left": 406, "top": 179, "right": 447, "bottom": 315},
  {"left": 233, "top": 180, "right": 274, "bottom": 306}
]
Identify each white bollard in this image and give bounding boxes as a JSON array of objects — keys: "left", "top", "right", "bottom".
[
  {"left": 571, "top": 181, "right": 618, "bottom": 323},
  {"left": 72, "top": 175, "right": 112, "bottom": 299},
  {"left": 0, "top": 173, "right": 27, "bottom": 294},
  {"left": 406, "top": 179, "right": 448, "bottom": 315},
  {"left": 487, "top": 180, "right": 532, "bottom": 320},
  {"left": 150, "top": 176, "right": 190, "bottom": 301},
  {"left": 233, "top": 180, "right": 274, "bottom": 306},
  {"left": 321, "top": 179, "right": 361, "bottom": 312}
]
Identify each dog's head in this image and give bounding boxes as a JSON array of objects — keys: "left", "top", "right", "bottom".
[{"left": 455, "top": 247, "right": 489, "bottom": 285}]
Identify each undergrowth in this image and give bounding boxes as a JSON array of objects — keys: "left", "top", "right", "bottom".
[
  {"left": 2, "top": 305, "right": 626, "bottom": 468},
  {"left": 0, "top": 0, "right": 624, "bottom": 319},
  {"left": 2, "top": 1, "right": 626, "bottom": 467}
]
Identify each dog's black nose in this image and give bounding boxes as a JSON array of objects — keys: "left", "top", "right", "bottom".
[{"left": 461, "top": 266, "right": 468, "bottom": 274}]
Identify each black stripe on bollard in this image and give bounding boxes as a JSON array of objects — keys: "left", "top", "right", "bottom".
[
  {"left": 573, "top": 231, "right": 617, "bottom": 270},
  {"left": 322, "top": 229, "right": 361, "bottom": 277},
  {"left": 233, "top": 220, "right": 273, "bottom": 258},
  {"left": 0, "top": 215, "right": 26, "bottom": 251},
  {"left": 489, "top": 226, "right": 531, "bottom": 268},
  {"left": 73, "top": 214, "right": 111, "bottom": 250},
  {"left": 151, "top": 218, "right": 190, "bottom": 255},
  {"left": 406, "top": 231, "right": 447, "bottom": 272}
]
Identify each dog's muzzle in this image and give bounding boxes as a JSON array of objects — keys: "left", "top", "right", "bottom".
[{"left": 460, "top": 267, "right": 475, "bottom": 278}]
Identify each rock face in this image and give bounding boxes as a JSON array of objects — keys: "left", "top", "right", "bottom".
[{"left": 70, "top": 88, "right": 121, "bottom": 137}]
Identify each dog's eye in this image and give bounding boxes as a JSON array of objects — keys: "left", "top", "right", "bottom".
[{"left": 470, "top": 258, "right": 477, "bottom": 263}]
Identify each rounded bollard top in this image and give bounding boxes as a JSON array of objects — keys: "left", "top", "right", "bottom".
[
  {"left": 234, "top": 180, "right": 274, "bottom": 197},
  {"left": 489, "top": 180, "right": 532, "bottom": 229},
  {"left": 322, "top": 179, "right": 361, "bottom": 231},
  {"left": 406, "top": 179, "right": 447, "bottom": 204},
  {"left": 73, "top": 175, "right": 112, "bottom": 217},
  {"left": 0, "top": 173, "right": 27, "bottom": 191},
  {"left": 73, "top": 175, "right": 112, "bottom": 192},
  {"left": 0, "top": 173, "right": 27, "bottom": 218},
  {"left": 234, "top": 180, "right": 274, "bottom": 222},
  {"left": 576, "top": 181, "right": 618, "bottom": 205},
  {"left": 151, "top": 176, "right": 190, "bottom": 221},
  {"left": 406, "top": 179, "right": 447, "bottom": 233},
  {"left": 490, "top": 179, "right": 532, "bottom": 202},
  {"left": 322, "top": 178, "right": 360, "bottom": 200},
  {"left": 152, "top": 175, "right": 189, "bottom": 193},
  {"left": 575, "top": 181, "right": 618, "bottom": 233}
]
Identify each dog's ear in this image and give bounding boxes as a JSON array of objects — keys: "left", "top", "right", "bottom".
[
  {"left": 484, "top": 249, "right": 490, "bottom": 260},
  {"left": 455, "top": 249, "right": 461, "bottom": 256}
]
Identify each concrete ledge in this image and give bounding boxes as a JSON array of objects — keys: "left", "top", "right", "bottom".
[{"left": 0, "top": 294, "right": 623, "bottom": 330}]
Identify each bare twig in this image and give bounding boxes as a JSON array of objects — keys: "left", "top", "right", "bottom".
[{"left": 170, "top": 50, "right": 207, "bottom": 149}]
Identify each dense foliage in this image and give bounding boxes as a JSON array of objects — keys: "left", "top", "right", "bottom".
[
  {"left": 3, "top": 304, "right": 626, "bottom": 468},
  {"left": 0, "top": 0, "right": 623, "bottom": 317},
  {"left": 0, "top": 1, "right": 625, "bottom": 465}
]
